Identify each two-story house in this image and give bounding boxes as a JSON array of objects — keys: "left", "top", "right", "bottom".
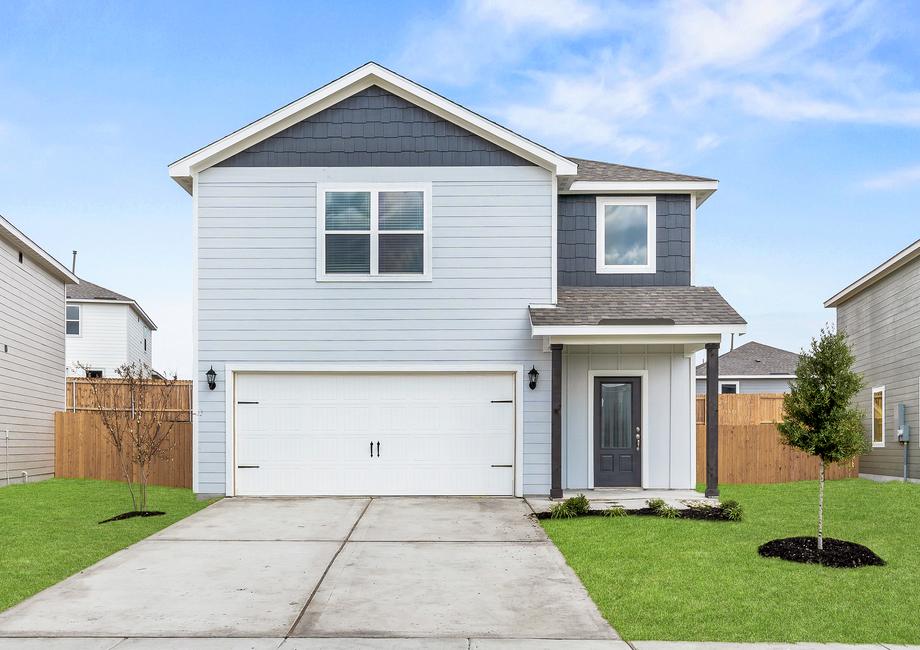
[
  {"left": 65, "top": 279, "right": 156, "bottom": 377},
  {"left": 825, "top": 238, "right": 920, "bottom": 482},
  {"left": 169, "top": 63, "right": 745, "bottom": 498}
]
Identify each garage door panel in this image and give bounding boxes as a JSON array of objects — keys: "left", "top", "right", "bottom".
[{"left": 234, "top": 372, "right": 515, "bottom": 496}]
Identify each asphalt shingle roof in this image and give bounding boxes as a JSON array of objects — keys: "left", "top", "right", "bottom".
[
  {"left": 695, "top": 341, "right": 800, "bottom": 377},
  {"left": 529, "top": 287, "right": 745, "bottom": 327},
  {"left": 66, "top": 279, "right": 133, "bottom": 302},
  {"left": 559, "top": 157, "right": 716, "bottom": 190}
]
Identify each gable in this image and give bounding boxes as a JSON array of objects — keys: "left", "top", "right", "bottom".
[{"left": 216, "top": 86, "right": 532, "bottom": 168}]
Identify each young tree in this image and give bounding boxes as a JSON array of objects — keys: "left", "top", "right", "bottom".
[
  {"left": 79, "top": 362, "right": 181, "bottom": 513},
  {"left": 777, "top": 328, "right": 867, "bottom": 550}
]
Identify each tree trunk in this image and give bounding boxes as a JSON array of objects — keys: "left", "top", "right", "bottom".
[{"left": 818, "top": 460, "right": 825, "bottom": 552}]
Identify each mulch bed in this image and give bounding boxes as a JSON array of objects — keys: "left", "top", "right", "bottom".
[
  {"left": 533, "top": 504, "right": 736, "bottom": 521},
  {"left": 99, "top": 511, "right": 166, "bottom": 524},
  {"left": 758, "top": 536, "right": 886, "bottom": 568}
]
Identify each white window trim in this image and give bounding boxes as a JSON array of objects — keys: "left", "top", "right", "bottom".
[
  {"left": 872, "top": 386, "right": 885, "bottom": 448},
  {"left": 595, "top": 196, "right": 657, "bottom": 274},
  {"left": 719, "top": 380, "right": 740, "bottom": 394},
  {"left": 65, "top": 304, "right": 81, "bottom": 337},
  {"left": 316, "top": 182, "right": 432, "bottom": 282}
]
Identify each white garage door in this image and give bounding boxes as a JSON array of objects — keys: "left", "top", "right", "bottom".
[{"left": 234, "top": 372, "right": 515, "bottom": 496}]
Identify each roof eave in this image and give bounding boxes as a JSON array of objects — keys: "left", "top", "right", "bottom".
[
  {"left": 66, "top": 297, "right": 157, "bottom": 330},
  {"left": 0, "top": 215, "right": 78, "bottom": 284},
  {"left": 168, "top": 62, "right": 577, "bottom": 190},
  {"left": 560, "top": 180, "right": 718, "bottom": 205},
  {"left": 824, "top": 238, "right": 920, "bottom": 308}
]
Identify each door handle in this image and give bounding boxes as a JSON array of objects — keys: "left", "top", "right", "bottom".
[
  {"left": 635, "top": 427, "right": 641, "bottom": 451},
  {"left": 370, "top": 441, "right": 374, "bottom": 457},
  {"left": 376, "top": 441, "right": 380, "bottom": 457}
]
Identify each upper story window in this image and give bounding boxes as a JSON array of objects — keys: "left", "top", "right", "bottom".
[
  {"left": 595, "top": 196, "right": 656, "bottom": 274},
  {"left": 65, "top": 305, "right": 80, "bottom": 336},
  {"left": 872, "top": 386, "right": 885, "bottom": 447},
  {"left": 317, "top": 184, "right": 431, "bottom": 282}
]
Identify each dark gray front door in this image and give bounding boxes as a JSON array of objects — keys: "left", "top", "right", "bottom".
[{"left": 594, "top": 377, "right": 641, "bottom": 487}]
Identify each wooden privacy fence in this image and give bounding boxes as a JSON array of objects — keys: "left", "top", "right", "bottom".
[
  {"left": 66, "top": 377, "right": 192, "bottom": 420},
  {"left": 695, "top": 393, "right": 858, "bottom": 484},
  {"left": 55, "top": 412, "right": 193, "bottom": 489}
]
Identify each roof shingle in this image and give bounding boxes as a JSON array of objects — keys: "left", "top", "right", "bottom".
[
  {"left": 559, "top": 157, "right": 716, "bottom": 190},
  {"left": 66, "top": 279, "right": 133, "bottom": 302},
  {"left": 695, "top": 341, "right": 799, "bottom": 377},
  {"left": 529, "top": 287, "right": 745, "bottom": 327}
]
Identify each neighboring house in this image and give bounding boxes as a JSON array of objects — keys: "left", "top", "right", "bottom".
[
  {"left": 825, "top": 238, "right": 920, "bottom": 482},
  {"left": 0, "top": 215, "right": 78, "bottom": 484},
  {"left": 65, "top": 279, "right": 157, "bottom": 377},
  {"left": 695, "top": 341, "right": 799, "bottom": 394},
  {"left": 168, "top": 62, "right": 745, "bottom": 498}
]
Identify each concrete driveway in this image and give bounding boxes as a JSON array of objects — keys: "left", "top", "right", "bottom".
[{"left": 0, "top": 497, "right": 624, "bottom": 649}]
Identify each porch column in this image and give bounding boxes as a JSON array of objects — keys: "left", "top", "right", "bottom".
[
  {"left": 705, "top": 342, "right": 720, "bottom": 498},
  {"left": 550, "top": 343, "right": 563, "bottom": 499}
]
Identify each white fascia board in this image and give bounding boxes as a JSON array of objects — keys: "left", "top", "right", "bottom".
[
  {"left": 824, "top": 238, "right": 920, "bottom": 307},
  {"left": 0, "top": 215, "right": 78, "bottom": 284},
  {"left": 66, "top": 298, "right": 158, "bottom": 331},
  {"left": 693, "top": 374, "right": 797, "bottom": 380},
  {"left": 168, "top": 62, "right": 577, "bottom": 192},
  {"left": 532, "top": 323, "right": 746, "bottom": 338},
  {"left": 562, "top": 180, "right": 718, "bottom": 205}
]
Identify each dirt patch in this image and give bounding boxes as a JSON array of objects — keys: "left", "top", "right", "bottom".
[
  {"left": 99, "top": 511, "right": 166, "bottom": 524},
  {"left": 758, "top": 536, "right": 886, "bottom": 568}
]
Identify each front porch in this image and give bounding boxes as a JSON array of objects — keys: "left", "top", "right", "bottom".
[{"left": 530, "top": 287, "right": 747, "bottom": 500}]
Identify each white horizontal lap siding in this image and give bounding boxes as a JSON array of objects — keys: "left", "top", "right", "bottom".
[
  {"left": 65, "top": 303, "right": 130, "bottom": 377},
  {"left": 196, "top": 166, "right": 554, "bottom": 495},
  {"left": 0, "top": 236, "right": 67, "bottom": 483},
  {"left": 126, "top": 310, "right": 152, "bottom": 369}
]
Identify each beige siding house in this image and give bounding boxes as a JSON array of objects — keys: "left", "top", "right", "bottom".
[
  {"left": 826, "top": 239, "right": 920, "bottom": 481},
  {"left": 0, "top": 216, "right": 78, "bottom": 485}
]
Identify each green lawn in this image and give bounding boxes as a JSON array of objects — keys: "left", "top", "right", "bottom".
[
  {"left": 0, "top": 478, "right": 215, "bottom": 612},
  {"left": 542, "top": 479, "right": 919, "bottom": 644}
]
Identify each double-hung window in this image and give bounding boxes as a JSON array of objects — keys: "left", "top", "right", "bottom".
[
  {"left": 66, "top": 305, "right": 80, "bottom": 335},
  {"left": 596, "top": 196, "right": 656, "bottom": 274},
  {"left": 318, "top": 184, "right": 431, "bottom": 281},
  {"left": 872, "top": 386, "right": 885, "bottom": 447}
]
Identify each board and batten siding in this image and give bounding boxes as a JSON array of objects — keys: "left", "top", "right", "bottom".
[
  {"left": 196, "top": 165, "right": 554, "bottom": 495},
  {"left": 0, "top": 234, "right": 67, "bottom": 484},
  {"left": 836, "top": 257, "right": 920, "bottom": 480},
  {"left": 563, "top": 346, "right": 694, "bottom": 489}
]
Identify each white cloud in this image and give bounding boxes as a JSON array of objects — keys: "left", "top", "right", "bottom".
[
  {"left": 470, "top": 0, "right": 607, "bottom": 34},
  {"left": 863, "top": 165, "right": 920, "bottom": 190},
  {"left": 694, "top": 133, "right": 722, "bottom": 152}
]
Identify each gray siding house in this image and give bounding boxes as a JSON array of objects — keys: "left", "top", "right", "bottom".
[
  {"left": 826, "top": 239, "right": 920, "bottom": 482},
  {"left": 0, "top": 216, "right": 78, "bottom": 485},
  {"left": 169, "top": 63, "right": 744, "bottom": 498},
  {"left": 695, "top": 341, "right": 798, "bottom": 394}
]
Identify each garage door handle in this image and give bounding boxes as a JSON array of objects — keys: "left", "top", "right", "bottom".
[
  {"left": 237, "top": 465, "right": 259, "bottom": 469},
  {"left": 376, "top": 441, "right": 380, "bottom": 457},
  {"left": 370, "top": 441, "right": 374, "bottom": 458}
]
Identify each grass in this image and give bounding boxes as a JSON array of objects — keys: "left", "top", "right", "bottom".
[
  {"left": 541, "top": 479, "right": 920, "bottom": 644},
  {"left": 0, "top": 478, "right": 215, "bottom": 612}
]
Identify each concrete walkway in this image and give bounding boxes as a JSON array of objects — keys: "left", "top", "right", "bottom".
[{"left": 0, "top": 497, "right": 621, "bottom": 648}]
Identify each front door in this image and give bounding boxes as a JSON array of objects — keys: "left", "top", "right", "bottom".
[{"left": 594, "top": 377, "right": 641, "bottom": 487}]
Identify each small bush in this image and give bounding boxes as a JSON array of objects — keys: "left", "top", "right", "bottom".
[
  {"left": 721, "top": 499, "right": 744, "bottom": 521},
  {"left": 646, "top": 498, "right": 667, "bottom": 512},
  {"left": 568, "top": 494, "right": 591, "bottom": 516},
  {"left": 603, "top": 506, "right": 627, "bottom": 518},
  {"left": 549, "top": 501, "right": 576, "bottom": 519},
  {"left": 657, "top": 504, "right": 680, "bottom": 519}
]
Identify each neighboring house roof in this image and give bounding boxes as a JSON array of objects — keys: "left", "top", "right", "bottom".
[
  {"left": 66, "top": 279, "right": 157, "bottom": 330},
  {"left": 824, "top": 238, "right": 920, "bottom": 307},
  {"left": 695, "top": 341, "right": 799, "bottom": 379},
  {"left": 529, "top": 287, "right": 746, "bottom": 328},
  {"left": 0, "top": 214, "right": 78, "bottom": 284},
  {"left": 169, "top": 61, "right": 577, "bottom": 191}
]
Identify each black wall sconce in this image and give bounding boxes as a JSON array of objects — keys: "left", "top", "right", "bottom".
[
  {"left": 206, "top": 366, "right": 217, "bottom": 390},
  {"left": 528, "top": 365, "right": 539, "bottom": 390}
]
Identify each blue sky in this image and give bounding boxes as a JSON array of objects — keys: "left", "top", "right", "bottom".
[{"left": 2, "top": 0, "right": 919, "bottom": 377}]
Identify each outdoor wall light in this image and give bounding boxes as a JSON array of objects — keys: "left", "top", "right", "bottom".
[
  {"left": 528, "top": 365, "right": 539, "bottom": 390},
  {"left": 206, "top": 366, "right": 217, "bottom": 391}
]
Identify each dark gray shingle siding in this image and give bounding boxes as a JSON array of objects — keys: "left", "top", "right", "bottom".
[
  {"left": 558, "top": 194, "right": 691, "bottom": 287},
  {"left": 217, "top": 86, "right": 533, "bottom": 168}
]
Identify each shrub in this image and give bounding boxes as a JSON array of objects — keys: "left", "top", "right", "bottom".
[
  {"left": 549, "top": 501, "right": 576, "bottom": 519},
  {"left": 657, "top": 505, "right": 680, "bottom": 519},
  {"left": 603, "top": 506, "right": 627, "bottom": 518},
  {"left": 646, "top": 498, "right": 667, "bottom": 512},
  {"left": 568, "top": 494, "right": 591, "bottom": 516},
  {"left": 721, "top": 499, "right": 744, "bottom": 522}
]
